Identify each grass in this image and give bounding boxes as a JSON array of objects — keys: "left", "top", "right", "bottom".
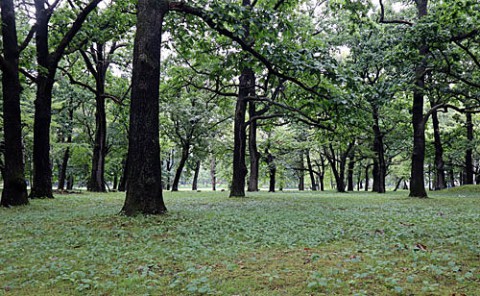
[{"left": 0, "top": 188, "right": 479, "bottom": 295}]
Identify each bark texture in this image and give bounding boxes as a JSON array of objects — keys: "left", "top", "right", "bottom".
[
  {"left": 0, "top": 0, "right": 29, "bottom": 207},
  {"left": 121, "top": 0, "right": 168, "bottom": 215},
  {"left": 409, "top": 0, "right": 428, "bottom": 198}
]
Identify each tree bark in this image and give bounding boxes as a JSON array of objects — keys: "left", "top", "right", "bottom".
[
  {"left": 57, "top": 147, "right": 70, "bottom": 191},
  {"left": 306, "top": 150, "right": 316, "bottom": 191},
  {"left": 430, "top": 106, "right": 446, "bottom": 190},
  {"left": 192, "top": 160, "right": 200, "bottom": 190},
  {"left": 325, "top": 142, "right": 354, "bottom": 193},
  {"left": 347, "top": 151, "right": 355, "bottom": 192},
  {"left": 230, "top": 67, "right": 254, "bottom": 197},
  {"left": 57, "top": 108, "right": 73, "bottom": 191},
  {"left": 229, "top": 0, "right": 255, "bottom": 197},
  {"left": 121, "top": 0, "right": 168, "bottom": 215},
  {"left": 298, "top": 150, "right": 305, "bottom": 191},
  {"left": 210, "top": 155, "right": 216, "bottom": 191},
  {"left": 265, "top": 148, "right": 276, "bottom": 192},
  {"left": 87, "top": 43, "right": 109, "bottom": 192},
  {"left": 364, "top": 164, "right": 370, "bottom": 191},
  {"left": 118, "top": 154, "right": 128, "bottom": 192},
  {"left": 464, "top": 112, "right": 474, "bottom": 184},
  {"left": 0, "top": 0, "right": 29, "bottom": 207},
  {"left": 247, "top": 102, "right": 260, "bottom": 192},
  {"left": 409, "top": 0, "right": 428, "bottom": 198},
  {"left": 171, "top": 144, "right": 189, "bottom": 191},
  {"left": 371, "top": 106, "right": 386, "bottom": 193}
]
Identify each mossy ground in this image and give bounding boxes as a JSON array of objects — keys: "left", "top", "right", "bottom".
[{"left": 1, "top": 188, "right": 479, "bottom": 295}]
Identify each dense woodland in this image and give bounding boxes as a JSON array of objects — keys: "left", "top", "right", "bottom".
[{"left": 1, "top": 0, "right": 479, "bottom": 214}]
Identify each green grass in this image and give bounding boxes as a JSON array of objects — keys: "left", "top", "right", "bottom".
[{"left": 1, "top": 189, "right": 479, "bottom": 295}]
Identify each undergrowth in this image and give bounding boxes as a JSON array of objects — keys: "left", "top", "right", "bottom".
[{"left": 0, "top": 189, "right": 479, "bottom": 295}]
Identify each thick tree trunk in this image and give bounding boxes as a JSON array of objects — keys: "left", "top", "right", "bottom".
[
  {"left": 121, "top": 0, "right": 167, "bottom": 215},
  {"left": 192, "top": 160, "right": 200, "bottom": 191},
  {"left": 465, "top": 112, "right": 474, "bottom": 184},
  {"left": 306, "top": 150, "right": 316, "bottom": 191},
  {"left": 230, "top": 67, "right": 254, "bottom": 197},
  {"left": 247, "top": 102, "right": 260, "bottom": 192},
  {"left": 210, "top": 155, "right": 216, "bottom": 191},
  {"left": 30, "top": 0, "right": 101, "bottom": 198},
  {"left": 30, "top": 0, "right": 54, "bottom": 199},
  {"left": 0, "top": 0, "right": 29, "bottom": 207},
  {"left": 171, "top": 144, "right": 189, "bottom": 191},
  {"left": 409, "top": 0, "right": 428, "bottom": 198}
]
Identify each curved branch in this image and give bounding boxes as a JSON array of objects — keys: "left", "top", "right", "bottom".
[{"left": 378, "top": 0, "right": 413, "bottom": 26}]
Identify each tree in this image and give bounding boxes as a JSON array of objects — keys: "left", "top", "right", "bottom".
[
  {"left": 0, "top": 0, "right": 29, "bottom": 207},
  {"left": 121, "top": 0, "right": 168, "bottom": 215},
  {"left": 30, "top": 0, "right": 102, "bottom": 198}
]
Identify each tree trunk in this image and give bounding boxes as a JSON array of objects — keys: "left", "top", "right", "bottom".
[
  {"left": 365, "top": 164, "right": 370, "bottom": 191},
  {"left": 325, "top": 143, "right": 354, "bottom": 193},
  {"left": 230, "top": 0, "right": 255, "bottom": 197},
  {"left": 121, "top": 0, "right": 168, "bottom": 215},
  {"left": 192, "top": 160, "right": 200, "bottom": 190},
  {"left": 165, "top": 149, "right": 174, "bottom": 190},
  {"left": 265, "top": 148, "right": 276, "bottom": 192},
  {"left": 30, "top": 0, "right": 101, "bottom": 199},
  {"left": 171, "top": 144, "right": 189, "bottom": 191},
  {"left": 393, "top": 177, "right": 403, "bottom": 191},
  {"left": 0, "top": 0, "right": 29, "bottom": 207},
  {"left": 230, "top": 67, "right": 254, "bottom": 197},
  {"left": 306, "top": 150, "right": 316, "bottom": 191},
  {"left": 409, "top": 0, "right": 428, "bottom": 198},
  {"left": 465, "top": 112, "right": 474, "bottom": 184},
  {"left": 57, "top": 147, "right": 70, "bottom": 191},
  {"left": 371, "top": 106, "right": 386, "bottom": 193},
  {"left": 118, "top": 154, "right": 128, "bottom": 192},
  {"left": 347, "top": 152, "right": 355, "bottom": 192},
  {"left": 298, "top": 150, "right": 305, "bottom": 191},
  {"left": 430, "top": 102, "right": 446, "bottom": 190},
  {"left": 210, "top": 155, "right": 216, "bottom": 191},
  {"left": 87, "top": 43, "right": 108, "bottom": 192},
  {"left": 57, "top": 107, "right": 73, "bottom": 191},
  {"left": 247, "top": 102, "right": 260, "bottom": 192},
  {"left": 67, "top": 175, "right": 74, "bottom": 190}
]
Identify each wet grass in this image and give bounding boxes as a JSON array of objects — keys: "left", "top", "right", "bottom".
[{"left": 0, "top": 188, "right": 479, "bottom": 295}]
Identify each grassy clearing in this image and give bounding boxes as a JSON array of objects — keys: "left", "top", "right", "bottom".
[{"left": 0, "top": 189, "right": 479, "bottom": 295}]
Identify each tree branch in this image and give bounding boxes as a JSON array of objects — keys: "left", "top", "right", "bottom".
[
  {"left": 378, "top": 0, "right": 413, "bottom": 26},
  {"left": 169, "top": 1, "right": 331, "bottom": 100}
]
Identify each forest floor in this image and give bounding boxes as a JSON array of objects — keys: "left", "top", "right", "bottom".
[{"left": 1, "top": 187, "right": 479, "bottom": 295}]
